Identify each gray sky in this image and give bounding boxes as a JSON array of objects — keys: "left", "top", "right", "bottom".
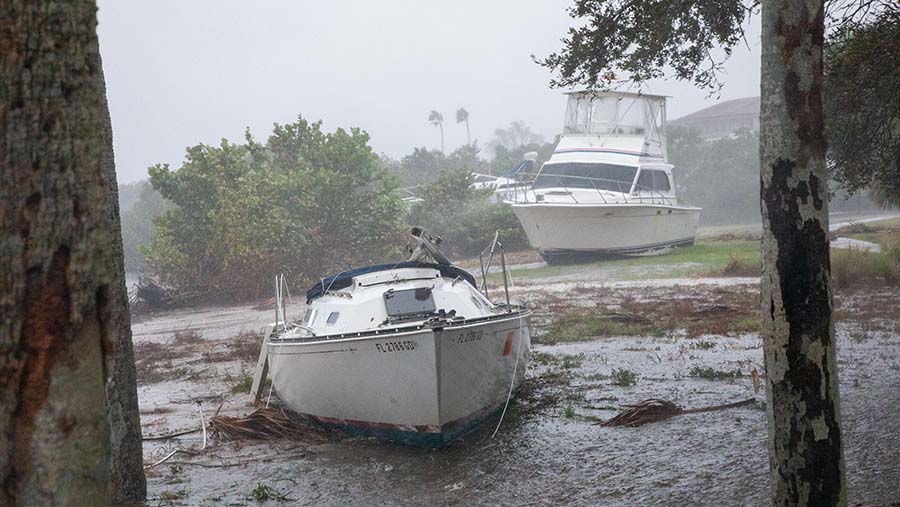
[{"left": 97, "top": 1, "right": 762, "bottom": 183}]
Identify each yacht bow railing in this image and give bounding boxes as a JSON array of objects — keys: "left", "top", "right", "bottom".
[{"left": 509, "top": 173, "right": 674, "bottom": 206}]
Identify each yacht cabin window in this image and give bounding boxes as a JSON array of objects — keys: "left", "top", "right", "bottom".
[
  {"left": 534, "top": 163, "right": 638, "bottom": 193},
  {"left": 636, "top": 169, "right": 671, "bottom": 192},
  {"left": 652, "top": 171, "right": 671, "bottom": 191}
]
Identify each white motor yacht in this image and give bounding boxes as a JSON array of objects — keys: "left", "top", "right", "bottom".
[{"left": 510, "top": 91, "right": 702, "bottom": 263}]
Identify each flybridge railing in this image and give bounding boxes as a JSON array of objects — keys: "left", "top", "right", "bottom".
[{"left": 509, "top": 173, "right": 674, "bottom": 206}]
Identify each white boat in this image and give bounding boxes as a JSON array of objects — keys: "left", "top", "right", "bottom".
[
  {"left": 510, "top": 91, "right": 702, "bottom": 263},
  {"left": 263, "top": 228, "right": 530, "bottom": 447},
  {"left": 471, "top": 152, "right": 538, "bottom": 202}
]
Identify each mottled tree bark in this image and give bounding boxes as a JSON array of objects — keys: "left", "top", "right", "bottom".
[
  {"left": 1, "top": 1, "right": 145, "bottom": 505},
  {"left": 760, "top": 0, "right": 846, "bottom": 505},
  {"left": 94, "top": 52, "right": 147, "bottom": 507}
]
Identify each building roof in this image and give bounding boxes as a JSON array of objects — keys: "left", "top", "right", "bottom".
[{"left": 671, "top": 96, "right": 760, "bottom": 123}]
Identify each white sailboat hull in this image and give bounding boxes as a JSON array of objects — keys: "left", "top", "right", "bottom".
[
  {"left": 267, "top": 312, "right": 530, "bottom": 446},
  {"left": 512, "top": 202, "right": 701, "bottom": 259}
]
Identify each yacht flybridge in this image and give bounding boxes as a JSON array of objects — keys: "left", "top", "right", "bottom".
[
  {"left": 509, "top": 91, "right": 702, "bottom": 263},
  {"left": 259, "top": 228, "right": 530, "bottom": 447}
]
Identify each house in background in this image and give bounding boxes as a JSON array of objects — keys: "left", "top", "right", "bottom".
[{"left": 670, "top": 96, "right": 760, "bottom": 139}]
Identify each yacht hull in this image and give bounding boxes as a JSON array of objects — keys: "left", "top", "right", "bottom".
[
  {"left": 267, "top": 312, "right": 530, "bottom": 447},
  {"left": 512, "top": 203, "right": 701, "bottom": 262}
]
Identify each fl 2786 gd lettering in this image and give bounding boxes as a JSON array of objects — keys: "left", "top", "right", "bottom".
[{"left": 375, "top": 340, "right": 417, "bottom": 353}]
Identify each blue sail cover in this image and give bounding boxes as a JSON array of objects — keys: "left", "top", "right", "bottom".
[{"left": 306, "top": 262, "right": 477, "bottom": 303}]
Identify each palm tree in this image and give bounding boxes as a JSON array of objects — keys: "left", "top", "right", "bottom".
[
  {"left": 456, "top": 107, "right": 470, "bottom": 145},
  {"left": 428, "top": 110, "right": 444, "bottom": 154}
]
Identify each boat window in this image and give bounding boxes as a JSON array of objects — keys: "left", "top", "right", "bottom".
[
  {"left": 534, "top": 163, "right": 637, "bottom": 192},
  {"left": 305, "top": 308, "right": 317, "bottom": 326},
  {"left": 384, "top": 287, "right": 436, "bottom": 317},
  {"left": 652, "top": 171, "right": 671, "bottom": 191},
  {"left": 326, "top": 312, "right": 340, "bottom": 325},
  {"left": 635, "top": 169, "right": 671, "bottom": 192},
  {"left": 637, "top": 170, "right": 653, "bottom": 191}
]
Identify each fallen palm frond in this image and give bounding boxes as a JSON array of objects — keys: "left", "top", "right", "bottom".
[
  {"left": 599, "top": 397, "right": 756, "bottom": 427},
  {"left": 210, "top": 407, "right": 322, "bottom": 441}
]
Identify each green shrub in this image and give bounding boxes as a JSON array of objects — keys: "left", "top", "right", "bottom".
[
  {"left": 142, "top": 117, "right": 405, "bottom": 303},
  {"left": 611, "top": 368, "right": 638, "bottom": 387},
  {"left": 406, "top": 167, "right": 527, "bottom": 258}
]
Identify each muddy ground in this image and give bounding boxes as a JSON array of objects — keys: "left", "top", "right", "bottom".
[{"left": 134, "top": 260, "right": 900, "bottom": 506}]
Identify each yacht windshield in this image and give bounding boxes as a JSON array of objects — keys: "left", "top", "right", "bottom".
[{"left": 534, "top": 163, "right": 637, "bottom": 193}]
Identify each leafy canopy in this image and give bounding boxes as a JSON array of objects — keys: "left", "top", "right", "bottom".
[
  {"left": 145, "top": 117, "right": 404, "bottom": 302},
  {"left": 825, "top": 8, "right": 900, "bottom": 204},
  {"left": 538, "top": 0, "right": 756, "bottom": 90}
]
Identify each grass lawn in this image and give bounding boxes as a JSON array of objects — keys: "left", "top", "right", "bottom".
[
  {"left": 499, "top": 239, "right": 761, "bottom": 282},
  {"left": 837, "top": 216, "right": 900, "bottom": 247}
]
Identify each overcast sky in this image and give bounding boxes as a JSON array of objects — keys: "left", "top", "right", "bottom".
[{"left": 97, "top": 1, "right": 762, "bottom": 183}]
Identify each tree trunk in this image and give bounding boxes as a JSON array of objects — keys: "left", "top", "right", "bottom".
[
  {"left": 760, "top": 0, "right": 846, "bottom": 504},
  {"left": 94, "top": 51, "right": 148, "bottom": 507},
  {"left": 1, "top": 1, "right": 144, "bottom": 505}
]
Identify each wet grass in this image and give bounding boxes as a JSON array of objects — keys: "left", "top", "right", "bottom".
[
  {"left": 611, "top": 368, "right": 638, "bottom": 387},
  {"left": 248, "top": 482, "right": 290, "bottom": 502},
  {"left": 541, "top": 311, "right": 665, "bottom": 343},
  {"left": 831, "top": 244, "right": 900, "bottom": 288},
  {"left": 834, "top": 216, "right": 900, "bottom": 246},
  {"left": 620, "top": 296, "right": 761, "bottom": 338},
  {"left": 228, "top": 369, "right": 254, "bottom": 394},
  {"left": 530, "top": 351, "right": 586, "bottom": 370},
  {"left": 689, "top": 366, "right": 742, "bottom": 381},
  {"left": 690, "top": 340, "right": 716, "bottom": 350},
  {"left": 504, "top": 239, "right": 760, "bottom": 281}
]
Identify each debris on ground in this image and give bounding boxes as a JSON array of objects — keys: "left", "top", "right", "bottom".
[{"left": 600, "top": 397, "right": 757, "bottom": 427}]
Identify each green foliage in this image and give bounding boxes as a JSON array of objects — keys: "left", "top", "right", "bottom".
[
  {"left": 691, "top": 340, "right": 716, "bottom": 350},
  {"left": 825, "top": 11, "right": 900, "bottom": 206},
  {"left": 491, "top": 137, "right": 558, "bottom": 178},
  {"left": 538, "top": 0, "right": 752, "bottom": 90},
  {"left": 560, "top": 353, "right": 586, "bottom": 369},
  {"left": 668, "top": 126, "right": 760, "bottom": 225},
  {"left": 248, "top": 482, "right": 289, "bottom": 502},
  {"left": 229, "top": 369, "right": 254, "bottom": 395},
  {"left": 406, "top": 167, "right": 527, "bottom": 258},
  {"left": 144, "top": 117, "right": 404, "bottom": 302},
  {"left": 119, "top": 181, "right": 173, "bottom": 273},
  {"left": 689, "top": 366, "right": 741, "bottom": 380},
  {"left": 387, "top": 144, "right": 488, "bottom": 187},
  {"left": 611, "top": 368, "right": 638, "bottom": 387}
]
